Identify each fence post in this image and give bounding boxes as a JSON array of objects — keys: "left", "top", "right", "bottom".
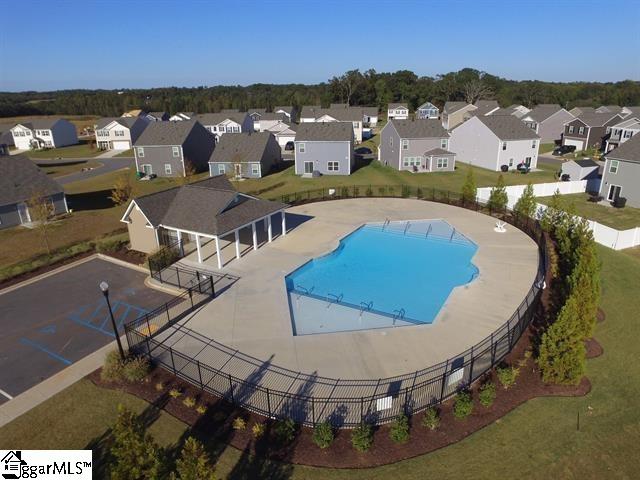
[
  {"left": 439, "top": 359, "right": 449, "bottom": 403},
  {"left": 360, "top": 397, "right": 364, "bottom": 422},
  {"left": 145, "top": 335, "right": 151, "bottom": 358},
  {"left": 266, "top": 388, "right": 272, "bottom": 417},
  {"left": 158, "top": 268, "right": 163, "bottom": 283},
  {"left": 189, "top": 288, "right": 194, "bottom": 309},
  {"left": 196, "top": 270, "right": 200, "bottom": 285},
  {"left": 210, "top": 276, "right": 215, "bottom": 297},
  {"left": 228, "top": 374, "right": 234, "bottom": 403},
  {"left": 170, "top": 347, "right": 176, "bottom": 374},
  {"left": 165, "top": 303, "right": 170, "bottom": 323},
  {"left": 311, "top": 397, "right": 316, "bottom": 426},
  {"left": 197, "top": 360, "right": 204, "bottom": 389},
  {"left": 145, "top": 315, "right": 152, "bottom": 337},
  {"left": 468, "top": 346, "right": 475, "bottom": 382},
  {"left": 490, "top": 332, "right": 496, "bottom": 366},
  {"left": 177, "top": 269, "right": 181, "bottom": 289}
]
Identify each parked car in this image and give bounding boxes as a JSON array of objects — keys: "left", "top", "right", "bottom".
[{"left": 553, "top": 145, "right": 576, "bottom": 156}]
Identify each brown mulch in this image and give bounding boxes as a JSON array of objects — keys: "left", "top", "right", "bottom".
[
  {"left": 596, "top": 308, "right": 606, "bottom": 323},
  {"left": 585, "top": 338, "right": 604, "bottom": 359}
]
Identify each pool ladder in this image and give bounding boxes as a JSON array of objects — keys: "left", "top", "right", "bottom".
[
  {"left": 392, "top": 308, "right": 406, "bottom": 326},
  {"left": 326, "top": 293, "right": 343, "bottom": 308},
  {"left": 359, "top": 301, "right": 373, "bottom": 318},
  {"left": 403, "top": 221, "right": 411, "bottom": 235},
  {"left": 295, "top": 285, "right": 314, "bottom": 301},
  {"left": 382, "top": 218, "right": 390, "bottom": 231}
]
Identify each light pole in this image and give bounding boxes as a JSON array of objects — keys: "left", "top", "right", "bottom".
[{"left": 100, "top": 281, "right": 125, "bottom": 360}]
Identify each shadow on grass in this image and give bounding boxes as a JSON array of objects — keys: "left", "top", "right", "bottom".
[{"left": 66, "top": 190, "right": 115, "bottom": 211}]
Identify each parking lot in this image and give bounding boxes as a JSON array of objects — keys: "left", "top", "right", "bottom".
[{"left": 0, "top": 257, "right": 174, "bottom": 403}]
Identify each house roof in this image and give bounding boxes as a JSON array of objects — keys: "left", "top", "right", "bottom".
[
  {"left": 220, "top": 109, "right": 240, "bottom": 113},
  {"left": 301, "top": 106, "right": 363, "bottom": 122},
  {"left": 596, "top": 105, "right": 622, "bottom": 113},
  {"left": 248, "top": 108, "right": 267, "bottom": 115},
  {"left": 330, "top": 103, "right": 349, "bottom": 109},
  {"left": 133, "top": 120, "right": 199, "bottom": 146},
  {"left": 570, "top": 106, "right": 595, "bottom": 116},
  {"left": 255, "top": 112, "right": 288, "bottom": 121},
  {"left": 423, "top": 147, "right": 455, "bottom": 156},
  {"left": 195, "top": 112, "right": 248, "bottom": 125},
  {"left": 417, "top": 101, "right": 438, "bottom": 110},
  {"left": 274, "top": 106, "right": 294, "bottom": 114},
  {"left": 129, "top": 175, "right": 287, "bottom": 236},
  {"left": 574, "top": 159, "right": 599, "bottom": 168},
  {"left": 611, "top": 116, "right": 640, "bottom": 129},
  {"left": 443, "top": 101, "right": 472, "bottom": 114},
  {"left": 295, "top": 122, "right": 353, "bottom": 142},
  {"left": 362, "top": 106, "right": 378, "bottom": 116},
  {"left": 122, "top": 109, "right": 144, "bottom": 117},
  {"left": 605, "top": 134, "right": 640, "bottom": 163},
  {"left": 476, "top": 115, "right": 540, "bottom": 140},
  {"left": 472, "top": 100, "right": 500, "bottom": 116},
  {"left": 388, "top": 103, "right": 408, "bottom": 110},
  {"left": 147, "top": 111, "right": 168, "bottom": 118},
  {"left": 525, "top": 104, "right": 565, "bottom": 122},
  {"left": 0, "top": 154, "right": 64, "bottom": 207},
  {"left": 489, "top": 107, "right": 518, "bottom": 116},
  {"left": 95, "top": 117, "right": 139, "bottom": 129},
  {"left": 209, "top": 132, "right": 275, "bottom": 164},
  {"left": 171, "top": 112, "right": 195, "bottom": 119},
  {"left": 300, "top": 106, "right": 322, "bottom": 118},
  {"left": 572, "top": 112, "right": 621, "bottom": 127},
  {"left": 14, "top": 118, "right": 62, "bottom": 130},
  {"left": 390, "top": 119, "right": 449, "bottom": 139}
]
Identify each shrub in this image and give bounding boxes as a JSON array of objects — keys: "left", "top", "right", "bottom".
[
  {"left": 496, "top": 365, "right": 519, "bottom": 389},
  {"left": 252, "top": 423, "right": 266, "bottom": 439},
  {"left": 389, "top": 414, "right": 410, "bottom": 444},
  {"left": 232, "top": 417, "right": 247, "bottom": 431},
  {"left": 174, "top": 436, "right": 216, "bottom": 480},
  {"left": 487, "top": 174, "right": 508, "bottom": 212},
  {"left": 366, "top": 186, "right": 373, "bottom": 197},
  {"left": 378, "top": 186, "right": 387, "bottom": 196},
  {"left": 401, "top": 185, "right": 411, "bottom": 198},
  {"left": 422, "top": 407, "right": 440, "bottom": 430},
  {"left": 195, "top": 404, "right": 207, "bottom": 415},
  {"left": 461, "top": 168, "right": 476, "bottom": 204},
  {"left": 351, "top": 422, "right": 374, "bottom": 452},
  {"left": 479, "top": 381, "right": 496, "bottom": 407},
  {"left": 95, "top": 236, "right": 128, "bottom": 254},
  {"left": 416, "top": 188, "right": 424, "bottom": 199},
  {"left": 169, "top": 388, "right": 182, "bottom": 399},
  {"left": 273, "top": 418, "right": 297, "bottom": 444},
  {"left": 101, "top": 351, "right": 149, "bottom": 384},
  {"left": 182, "top": 396, "right": 196, "bottom": 408},
  {"left": 101, "top": 350, "right": 124, "bottom": 382},
  {"left": 155, "top": 382, "right": 164, "bottom": 392},
  {"left": 312, "top": 422, "right": 334, "bottom": 449},
  {"left": 353, "top": 186, "right": 360, "bottom": 197},
  {"left": 121, "top": 356, "right": 149, "bottom": 383},
  {"left": 453, "top": 390, "right": 473, "bottom": 419},
  {"left": 341, "top": 186, "right": 349, "bottom": 197}
]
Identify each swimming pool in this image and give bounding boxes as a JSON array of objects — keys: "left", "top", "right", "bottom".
[{"left": 286, "top": 220, "right": 479, "bottom": 335}]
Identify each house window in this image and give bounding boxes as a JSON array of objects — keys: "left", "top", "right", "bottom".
[
  {"left": 436, "top": 157, "right": 448, "bottom": 169},
  {"left": 164, "top": 164, "right": 172, "bottom": 175},
  {"left": 251, "top": 164, "right": 260, "bottom": 175},
  {"left": 45, "top": 141, "right": 53, "bottom": 147},
  {"left": 328, "top": 161, "right": 339, "bottom": 172},
  {"left": 509, "top": 158, "right": 514, "bottom": 167},
  {"left": 569, "top": 126, "right": 575, "bottom": 134},
  {"left": 389, "top": 137, "right": 393, "bottom": 147},
  {"left": 233, "top": 126, "right": 240, "bottom": 133},
  {"left": 137, "top": 147, "right": 145, "bottom": 157},
  {"left": 502, "top": 142, "right": 507, "bottom": 150},
  {"left": 218, "top": 126, "right": 225, "bottom": 133},
  {"left": 218, "top": 164, "right": 226, "bottom": 174},
  {"left": 402, "top": 157, "right": 421, "bottom": 167},
  {"left": 172, "top": 146, "right": 180, "bottom": 157},
  {"left": 532, "top": 140, "right": 536, "bottom": 149},
  {"left": 298, "top": 143, "right": 305, "bottom": 153},
  {"left": 211, "top": 126, "right": 217, "bottom": 132},
  {"left": 441, "top": 139, "right": 448, "bottom": 149},
  {"left": 402, "top": 139, "right": 408, "bottom": 150},
  {"left": 578, "top": 126, "right": 585, "bottom": 135},
  {"left": 115, "top": 130, "right": 125, "bottom": 137},
  {"left": 42, "top": 130, "right": 50, "bottom": 136},
  {"left": 609, "top": 160, "right": 619, "bottom": 174},
  {"left": 624, "top": 130, "right": 632, "bottom": 138}
]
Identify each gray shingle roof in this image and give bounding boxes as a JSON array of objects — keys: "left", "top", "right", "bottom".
[
  {"left": 423, "top": 147, "right": 455, "bottom": 156},
  {"left": 209, "top": 132, "right": 274, "bottom": 164},
  {"left": 300, "top": 106, "right": 363, "bottom": 121},
  {"left": 574, "top": 159, "right": 599, "bottom": 167},
  {"left": 0, "top": 154, "right": 64, "bottom": 207},
  {"left": 525, "top": 104, "right": 563, "bottom": 122},
  {"left": 573, "top": 112, "right": 621, "bottom": 127},
  {"left": 295, "top": 122, "right": 353, "bottom": 142},
  {"left": 477, "top": 115, "right": 540, "bottom": 140},
  {"left": 605, "top": 134, "right": 640, "bottom": 163},
  {"left": 443, "top": 101, "right": 472, "bottom": 114},
  {"left": 15, "top": 118, "right": 63, "bottom": 130},
  {"left": 390, "top": 119, "right": 449, "bottom": 139},
  {"left": 570, "top": 107, "right": 595, "bottom": 116},
  {"left": 130, "top": 175, "right": 286, "bottom": 236},
  {"left": 96, "top": 117, "right": 139, "bottom": 129},
  {"left": 472, "top": 100, "right": 500, "bottom": 116},
  {"left": 133, "top": 120, "right": 199, "bottom": 146},
  {"left": 195, "top": 112, "right": 249, "bottom": 125},
  {"left": 388, "top": 103, "right": 408, "bottom": 110}
]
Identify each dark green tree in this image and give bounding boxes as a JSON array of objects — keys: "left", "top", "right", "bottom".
[
  {"left": 513, "top": 182, "right": 537, "bottom": 218},
  {"left": 487, "top": 174, "right": 508, "bottom": 211},
  {"left": 171, "top": 437, "right": 216, "bottom": 480},
  {"left": 461, "top": 168, "right": 476, "bottom": 204}
]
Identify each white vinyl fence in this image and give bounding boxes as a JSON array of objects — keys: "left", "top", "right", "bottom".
[{"left": 477, "top": 180, "right": 640, "bottom": 250}]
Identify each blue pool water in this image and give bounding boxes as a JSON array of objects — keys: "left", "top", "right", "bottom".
[{"left": 286, "top": 220, "right": 479, "bottom": 334}]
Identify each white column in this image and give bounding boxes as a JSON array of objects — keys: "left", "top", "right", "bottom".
[
  {"left": 267, "top": 215, "right": 273, "bottom": 243},
  {"left": 195, "top": 234, "right": 202, "bottom": 263},
  {"left": 252, "top": 222, "right": 258, "bottom": 250},
  {"left": 215, "top": 236, "right": 222, "bottom": 269},
  {"left": 235, "top": 229, "right": 241, "bottom": 259},
  {"left": 176, "top": 230, "right": 183, "bottom": 256},
  {"left": 263, "top": 217, "right": 268, "bottom": 232},
  {"left": 281, "top": 211, "right": 286, "bottom": 236}
]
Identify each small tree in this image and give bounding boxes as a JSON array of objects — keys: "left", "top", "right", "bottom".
[
  {"left": 461, "top": 168, "right": 476, "bottom": 204},
  {"left": 171, "top": 437, "right": 216, "bottom": 480},
  {"left": 110, "top": 406, "right": 162, "bottom": 480},
  {"left": 513, "top": 182, "right": 536, "bottom": 218},
  {"left": 312, "top": 422, "right": 334, "bottom": 449},
  {"left": 177, "top": 159, "right": 197, "bottom": 186},
  {"left": 351, "top": 422, "right": 374, "bottom": 452},
  {"left": 27, "top": 189, "right": 56, "bottom": 255},
  {"left": 487, "top": 174, "right": 508, "bottom": 212},
  {"left": 389, "top": 414, "right": 410, "bottom": 444},
  {"left": 110, "top": 173, "right": 134, "bottom": 205}
]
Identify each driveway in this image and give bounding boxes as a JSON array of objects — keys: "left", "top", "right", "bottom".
[
  {"left": 52, "top": 156, "right": 134, "bottom": 185},
  {"left": 0, "top": 257, "right": 174, "bottom": 403}
]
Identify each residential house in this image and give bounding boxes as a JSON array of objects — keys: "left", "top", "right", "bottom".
[
  {"left": 569, "top": 106, "right": 596, "bottom": 116},
  {"left": 605, "top": 117, "right": 640, "bottom": 152},
  {"left": 263, "top": 121, "right": 296, "bottom": 149},
  {"left": 363, "top": 106, "right": 379, "bottom": 127},
  {"left": 95, "top": 116, "right": 149, "bottom": 150},
  {"left": 379, "top": 119, "right": 455, "bottom": 173},
  {"left": 10, "top": 119, "right": 78, "bottom": 150},
  {"left": 387, "top": 103, "right": 409, "bottom": 120},
  {"left": 294, "top": 122, "right": 354, "bottom": 176},
  {"left": 195, "top": 112, "right": 253, "bottom": 142},
  {"left": 519, "top": 104, "right": 575, "bottom": 143},
  {"left": 248, "top": 108, "right": 267, "bottom": 130},
  {"left": 220, "top": 109, "right": 240, "bottom": 114},
  {"left": 299, "top": 105, "right": 364, "bottom": 143},
  {"left": 299, "top": 106, "right": 321, "bottom": 123},
  {"left": 599, "top": 134, "right": 640, "bottom": 206},
  {"left": 120, "top": 175, "right": 287, "bottom": 269},
  {"left": 441, "top": 102, "right": 476, "bottom": 130},
  {"left": 562, "top": 113, "right": 623, "bottom": 151},
  {"left": 416, "top": 102, "right": 439, "bottom": 119},
  {"left": 133, "top": 120, "right": 215, "bottom": 177},
  {"left": 122, "top": 109, "right": 146, "bottom": 118},
  {"left": 0, "top": 124, "right": 15, "bottom": 147},
  {"left": 0, "top": 153, "right": 68, "bottom": 229},
  {"left": 449, "top": 115, "right": 540, "bottom": 171},
  {"left": 470, "top": 100, "right": 500, "bottom": 117},
  {"left": 169, "top": 112, "right": 195, "bottom": 122},
  {"left": 146, "top": 112, "right": 169, "bottom": 122},
  {"left": 209, "top": 132, "right": 281, "bottom": 178},
  {"left": 506, "top": 104, "right": 531, "bottom": 119},
  {"left": 595, "top": 105, "right": 623, "bottom": 114},
  {"left": 560, "top": 159, "right": 600, "bottom": 181},
  {"left": 253, "top": 112, "right": 288, "bottom": 132},
  {"left": 274, "top": 106, "right": 297, "bottom": 122}
]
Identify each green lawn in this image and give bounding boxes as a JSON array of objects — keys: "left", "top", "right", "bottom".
[
  {"left": 114, "top": 148, "right": 134, "bottom": 157},
  {"left": 1, "top": 246, "right": 638, "bottom": 479},
  {"left": 26, "top": 139, "right": 103, "bottom": 159},
  {"left": 538, "top": 192, "right": 640, "bottom": 230},
  {"left": 35, "top": 158, "right": 103, "bottom": 178},
  {"left": 539, "top": 143, "right": 556, "bottom": 154}
]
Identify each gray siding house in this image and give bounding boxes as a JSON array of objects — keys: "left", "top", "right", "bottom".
[
  {"left": 379, "top": 119, "right": 455, "bottom": 173},
  {"left": 599, "top": 134, "right": 640, "bottom": 207},
  {"left": 416, "top": 102, "right": 439, "bottom": 119},
  {"left": 562, "top": 113, "right": 623, "bottom": 151},
  {"left": 133, "top": 120, "right": 215, "bottom": 177},
  {"left": 0, "top": 153, "right": 68, "bottom": 229},
  {"left": 519, "top": 104, "right": 575, "bottom": 143},
  {"left": 209, "top": 132, "right": 281, "bottom": 178},
  {"left": 195, "top": 112, "right": 253, "bottom": 142},
  {"left": 294, "top": 122, "right": 354, "bottom": 176},
  {"left": 449, "top": 115, "right": 540, "bottom": 171}
]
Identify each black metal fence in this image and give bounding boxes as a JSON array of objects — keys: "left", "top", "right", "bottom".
[{"left": 125, "top": 189, "right": 549, "bottom": 428}]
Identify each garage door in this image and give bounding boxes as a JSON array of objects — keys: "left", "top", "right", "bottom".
[
  {"left": 112, "top": 140, "right": 130, "bottom": 150},
  {"left": 564, "top": 138, "right": 585, "bottom": 150}
]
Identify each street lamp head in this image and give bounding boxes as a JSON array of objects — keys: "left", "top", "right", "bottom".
[{"left": 99, "top": 281, "right": 109, "bottom": 294}]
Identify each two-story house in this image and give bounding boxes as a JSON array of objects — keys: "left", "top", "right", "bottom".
[
  {"left": 294, "top": 122, "right": 354, "bottom": 176},
  {"left": 441, "top": 102, "right": 476, "bottom": 130},
  {"left": 195, "top": 112, "right": 253, "bottom": 143},
  {"left": 562, "top": 113, "right": 623, "bottom": 151},
  {"left": 519, "top": 104, "right": 575, "bottom": 143},
  {"left": 248, "top": 108, "right": 267, "bottom": 130},
  {"left": 379, "top": 119, "right": 455, "bottom": 173},
  {"left": 449, "top": 115, "right": 540, "bottom": 171},
  {"left": 363, "top": 106, "right": 378, "bottom": 127},
  {"left": 263, "top": 121, "right": 296, "bottom": 149},
  {"left": 299, "top": 105, "right": 364, "bottom": 143},
  {"left": 133, "top": 120, "right": 215, "bottom": 177},
  {"left": 169, "top": 112, "right": 195, "bottom": 122},
  {"left": 209, "top": 132, "right": 281, "bottom": 178},
  {"left": 95, "top": 116, "right": 149, "bottom": 150},
  {"left": 274, "top": 106, "right": 297, "bottom": 122},
  {"left": 10, "top": 119, "right": 78, "bottom": 150},
  {"left": 253, "top": 112, "right": 288, "bottom": 133},
  {"left": 416, "top": 102, "right": 439, "bottom": 119},
  {"left": 387, "top": 103, "right": 409, "bottom": 120},
  {"left": 599, "top": 134, "right": 640, "bottom": 207},
  {"left": 605, "top": 117, "right": 640, "bottom": 152}
]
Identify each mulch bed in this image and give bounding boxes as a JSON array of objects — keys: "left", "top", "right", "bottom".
[
  {"left": 585, "top": 338, "right": 604, "bottom": 359},
  {"left": 596, "top": 308, "right": 606, "bottom": 324}
]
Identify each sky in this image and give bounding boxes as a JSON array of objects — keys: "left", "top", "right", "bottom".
[{"left": 1, "top": 0, "right": 639, "bottom": 92}]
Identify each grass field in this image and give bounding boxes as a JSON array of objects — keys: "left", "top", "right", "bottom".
[
  {"left": 0, "top": 246, "right": 638, "bottom": 479},
  {"left": 538, "top": 192, "right": 640, "bottom": 230},
  {"left": 114, "top": 148, "right": 134, "bottom": 157},
  {"left": 539, "top": 143, "right": 556, "bottom": 154},
  {"left": 26, "top": 139, "right": 103, "bottom": 159},
  {"left": 35, "top": 158, "right": 103, "bottom": 177}
]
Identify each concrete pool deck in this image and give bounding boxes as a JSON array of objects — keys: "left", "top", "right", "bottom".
[{"left": 156, "top": 198, "right": 539, "bottom": 382}]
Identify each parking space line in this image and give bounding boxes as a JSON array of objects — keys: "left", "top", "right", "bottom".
[
  {"left": 20, "top": 338, "right": 72, "bottom": 366},
  {"left": 0, "top": 388, "right": 13, "bottom": 400}
]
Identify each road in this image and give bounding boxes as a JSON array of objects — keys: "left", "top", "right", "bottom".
[{"left": 36, "top": 156, "right": 134, "bottom": 185}]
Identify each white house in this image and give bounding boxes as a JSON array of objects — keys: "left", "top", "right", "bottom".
[
  {"left": 387, "top": 103, "right": 409, "bottom": 120},
  {"left": 605, "top": 116, "right": 640, "bottom": 152},
  {"left": 263, "top": 121, "right": 296, "bottom": 149},
  {"left": 195, "top": 113, "right": 253, "bottom": 142},
  {"left": 169, "top": 112, "right": 195, "bottom": 122},
  {"left": 95, "top": 116, "right": 150, "bottom": 150},
  {"left": 11, "top": 119, "right": 78, "bottom": 150}
]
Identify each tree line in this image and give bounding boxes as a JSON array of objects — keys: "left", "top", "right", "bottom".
[{"left": 1, "top": 68, "right": 639, "bottom": 118}]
